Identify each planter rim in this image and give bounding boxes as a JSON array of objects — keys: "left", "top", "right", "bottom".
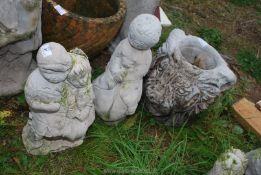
[{"left": 45, "top": 0, "right": 126, "bottom": 24}]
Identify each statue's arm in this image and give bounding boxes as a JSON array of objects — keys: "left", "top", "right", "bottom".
[
  {"left": 30, "top": 101, "right": 60, "bottom": 112},
  {"left": 108, "top": 45, "right": 131, "bottom": 83},
  {"left": 135, "top": 51, "right": 153, "bottom": 76},
  {"left": 109, "top": 57, "right": 122, "bottom": 73}
]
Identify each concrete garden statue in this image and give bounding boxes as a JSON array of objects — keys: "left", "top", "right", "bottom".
[
  {"left": 208, "top": 148, "right": 261, "bottom": 175},
  {"left": 208, "top": 148, "right": 248, "bottom": 175},
  {"left": 245, "top": 148, "right": 261, "bottom": 175},
  {"left": 110, "top": 0, "right": 160, "bottom": 51},
  {"left": 93, "top": 14, "right": 162, "bottom": 124},
  {"left": 144, "top": 29, "right": 237, "bottom": 126},
  {"left": 22, "top": 42, "right": 95, "bottom": 155}
]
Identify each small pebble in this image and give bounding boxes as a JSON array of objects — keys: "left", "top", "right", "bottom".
[{"left": 255, "top": 100, "right": 261, "bottom": 111}]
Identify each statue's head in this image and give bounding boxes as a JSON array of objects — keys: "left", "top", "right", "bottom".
[
  {"left": 128, "top": 14, "right": 162, "bottom": 50},
  {"left": 67, "top": 49, "right": 92, "bottom": 88},
  {"left": 37, "top": 42, "right": 72, "bottom": 83}
]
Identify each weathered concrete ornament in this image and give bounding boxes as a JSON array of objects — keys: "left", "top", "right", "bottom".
[
  {"left": 93, "top": 14, "right": 162, "bottom": 124},
  {"left": 22, "top": 42, "right": 95, "bottom": 155},
  {"left": 208, "top": 149, "right": 248, "bottom": 175},
  {"left": 245, "top": 148, "right": 261, "bottom": 175},
  {"left": 144, "top": 29, "right": 237, "bottom": 126},
  {"left": 0, "top": 0, "right": 42, "bottom": 96},
  {"left": 110, "top": 0, "right": 160, "bottom": 52}
]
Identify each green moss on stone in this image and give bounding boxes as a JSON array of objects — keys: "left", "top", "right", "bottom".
[{"left": 61, "top": 84, "right": 69, "bottom": 106}]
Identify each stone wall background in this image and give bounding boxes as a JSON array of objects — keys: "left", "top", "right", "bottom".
[{"left": 0, "top": 0, "right": 42, "bottom": 96}]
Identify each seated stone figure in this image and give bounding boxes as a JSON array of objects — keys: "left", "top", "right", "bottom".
[
  {"left": 93, "top": 14, "right": 162, "bottom": 124},
  {"left": 22, "top": 42, "right": 95, "bottom": 155},
  {"left": 145, "top": 29, "right": 237, "bottom": 127}
]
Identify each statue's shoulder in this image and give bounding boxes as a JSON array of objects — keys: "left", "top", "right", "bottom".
[
  {"left": 111, "top": 38, "right": 132, "bottom": 59},
  {"left": 27, "top": 68, "right": 41, "bottom": 81},
  {"left": 25, "top": 68, "right": 50, "bottom": 90},
  {"left": 117, "top": 38, "right": 130, "bottom": 49}
]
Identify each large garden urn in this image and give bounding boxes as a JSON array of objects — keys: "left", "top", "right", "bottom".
[{"left": 42, "top": 0, "right": 126, "bottom": 56}]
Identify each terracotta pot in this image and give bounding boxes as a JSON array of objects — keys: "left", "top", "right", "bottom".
[{"left": 42, "top": 0, "right": 126, "bottom": 56}]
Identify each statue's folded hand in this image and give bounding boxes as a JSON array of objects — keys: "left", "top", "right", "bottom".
[{"left": 31, "top": 101, "right": 60, "bottom": 112}]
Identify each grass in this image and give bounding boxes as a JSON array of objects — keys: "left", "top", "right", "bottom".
[
  {"left": 1, "top": 0, "right": 261, "bottom": 174},
  {"left": 90, "top": 108, "right": 205, "bottom": 175},
  {"left": 91, "top": 66, "right": 104, "bottom": 80},
  {"left": 230, "top": 0, "right": 258, "bottom": 6},
  {"left": 230, "top": 0, "right": 261, "bottom": 14},
  {"left": 16, "top": 94, "right": 26, "bottom": 106},
  {"left": 0, "top": 82, "right": 260, "bottom": 174},
  {"left": 197, "top": 28, "right": 223, "bottom": 50},
  {"left": 236, "top": 50, "right": 261, "bottom": 84}
]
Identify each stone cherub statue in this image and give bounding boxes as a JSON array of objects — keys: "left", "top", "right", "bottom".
[
  {"left": 208, "top": 148, "right": 261, "bottom": 175},
  {"left": 93, "top": 14, "right": 162, "bottom": 124},
  {"left": 110, "top": 0, "right": 160, "bottom": 51},
  {"left": 144, "top": 29, "right": 237, "bottom": 127},
  {"left": 22, "top": 42, "right": 95, "bottom": 155},
  {"left": 208, "top": 148, "right": 248, "bottom": 175}
]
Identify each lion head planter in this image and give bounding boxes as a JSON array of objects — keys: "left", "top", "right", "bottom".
[{"left": 144, "top": 29, "right": 237, "bottom": 127}]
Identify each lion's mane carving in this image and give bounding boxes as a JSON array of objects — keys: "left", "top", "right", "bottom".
[{"left": 144, "top": 29, "right": 236, "bottom": 126}]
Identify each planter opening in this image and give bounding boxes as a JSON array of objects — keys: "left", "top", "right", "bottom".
[
  {"left": 179, "top": 38, "right": 218, "bottom": 70},
  {"left": 55, "top": 0, "right": 119, "bottom": 18}
]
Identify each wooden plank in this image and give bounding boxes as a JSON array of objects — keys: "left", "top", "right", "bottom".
[
  {"left": 245, "top": 118, "right": 261, "bottom": 139},
  {"left": 233, "top": 98, "right": 261, "bottom": 119},
  {"left": 232, "top": 98, "right": 261, "bottom": 141}
]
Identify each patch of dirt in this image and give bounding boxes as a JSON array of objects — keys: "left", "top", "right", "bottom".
[
  {"left": 0, "top": 95, "right": 29, "bottom": 127},
  {"left": 222, "top": 54, "right": 261, "bottom": 103},
  {"left": 162, "top": 0, "right": 261, "bottom": 56},
  {"left": 246, "top": 80, "right": 261, "bottom": 103},
  {"left": 162, "top": 0, "right": 261, "bottom": 103}
]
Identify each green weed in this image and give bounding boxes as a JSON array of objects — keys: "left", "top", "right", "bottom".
[
  {"left": 91, "top": 66, "right": 104, "bottom": 80},
  {"left": 91, "top": 112, "right": 205, "bottom": 175},
  {"left": 0, "top": 86, "right": 260, "bottom": 174},
  {"left": 230, "top": 0, "right": 258, "bottom": 6},
  {"left": 16, "top": 94, "right": 26, "bottom": 106},
  {"left": 197, "top": 28, "right": 223, "bottom": 50},
  {"left": 153, "top": 27, "right": 173, "bottom": 50},
  {"left": 236, "top": 50, "right": 261, "bottom": 83}
]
